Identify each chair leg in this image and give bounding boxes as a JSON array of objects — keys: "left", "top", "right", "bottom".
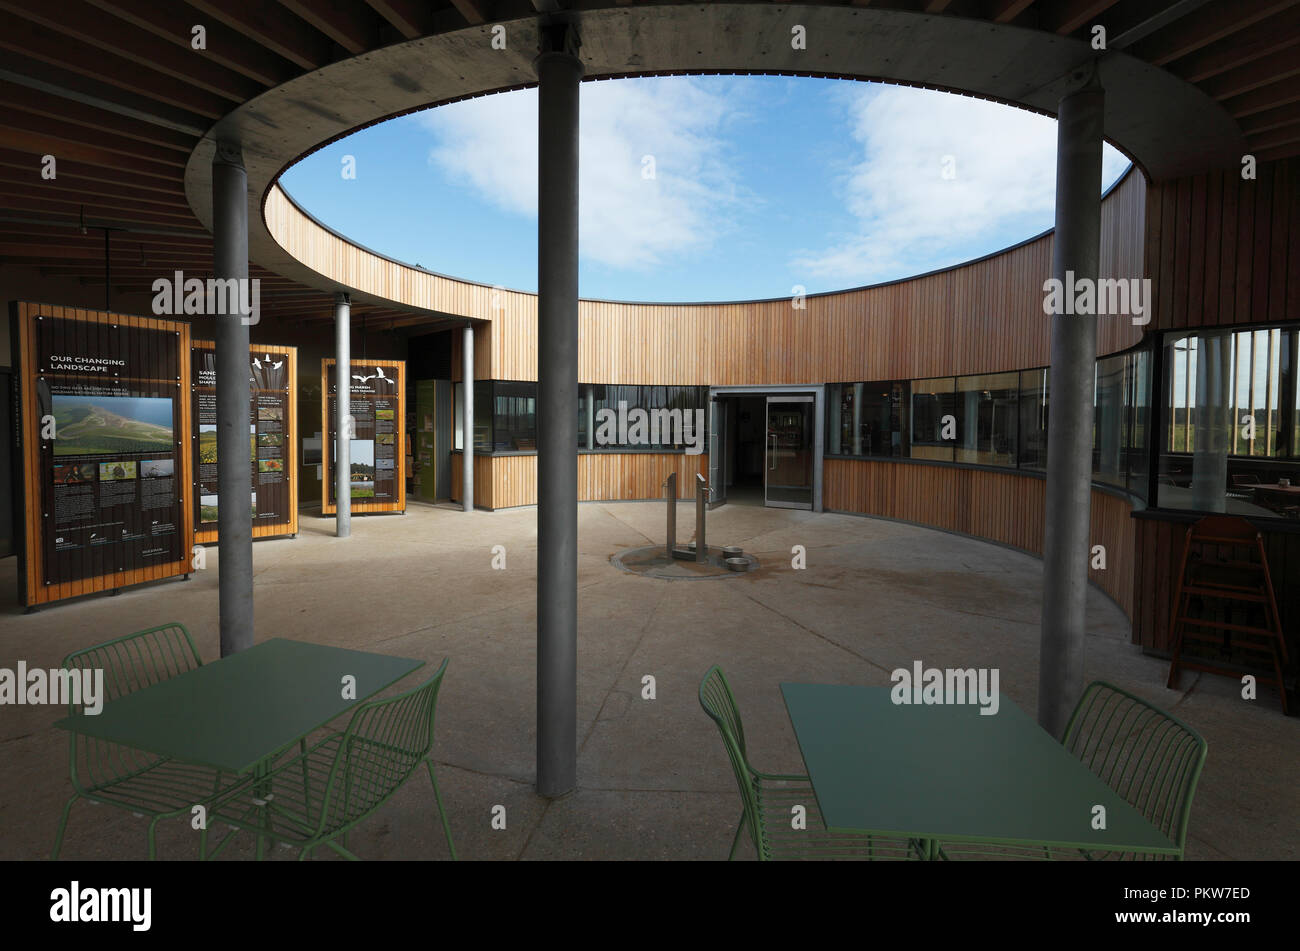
[
  {"left": 147, "top": 816, "right": 162, "bottom": 860},
  {"left": 51, "top": 794, "right": 79, "bottom": 860},
  {"left": 728, "top": 810, "right": 746, "bottom": 861},
  {"left": 426, "top": 760, "right": 458, "bottom": 861}
]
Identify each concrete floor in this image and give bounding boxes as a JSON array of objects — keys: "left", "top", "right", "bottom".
[{"left": 1, "top": 500, "right": 1295, "bottom": 861}]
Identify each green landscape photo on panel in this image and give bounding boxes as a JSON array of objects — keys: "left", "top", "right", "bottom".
[{"left": 53, "top": 395, "right": 173, "bottom": 456}]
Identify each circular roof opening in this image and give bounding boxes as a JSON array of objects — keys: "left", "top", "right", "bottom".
[{"left": 280, "top": 75, "right": 1130, "bottom": 304}]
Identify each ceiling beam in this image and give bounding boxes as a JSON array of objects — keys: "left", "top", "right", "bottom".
[
  {"left": 361, "top": 0, "right": 431, "bottom": 38},
  {"left": 989, "top": 0, "right": 1039, "bottom": 23},
  {"left": 86, "top": 0, "right": 300, "bottom": 89},
  {"left": 1129, "top": 0, "right": 1298, "bottom": 65},
  {"left": 1225, "top": 77, "right": 1300, "bottom": 118},
  {"left": 1200, "top": 48, "right": 1300, "bottom": 101},
  {"left": 0, "top": 125, "right": 182, "bottom": 179},
  {"left": 184, "top": 0, "right": 334, "bottom": 72},
  {"left": 1238, "top": 101, "right": 1300, "bottom": 134},
  {"left": 0, "top": 81, "right": 196, "bottom": 153},
  {"left": 1104, "top": 0, "right": 1212, "bottom": 50},
  {"left": 0, "top": 16, "right": 229, "bottom": 118},
  {"left": 0, "top": 152, "right": 188, "bottom": 196},
  {"left": 1165, "top": 6, "right": 1300, "bottom": 82},
  {"left": 1040, "top": 0, "right": 1121, "bottom": 35},
  {"left": 0, "top": 58, "right": 206, "bottom": 136},
  {"left": 0, "top": 108, "right": 188, "bottom": 168},
  {"left": 277, "top": 0, "right": 379, "bottom": 56},
  {"left": 0, "top": 0, "right": 261, "bottom": 104},
  {"left": 448, "top": 0, "right": 487, "bottom": 26}
]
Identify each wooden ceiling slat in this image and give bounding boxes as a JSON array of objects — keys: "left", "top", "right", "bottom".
[
  {"left": 1167, "top": 6, "right": 1300, "bottom": 82},
  {"left": 184, "top": 0, "right": 336, "bottom": 71},
  {"left": 361, "top": 0, "right": 430, "bottom": 38},
  {"left": 86, "top": 0, "right": 302, "bottom": 88},
  {"left": 1199, "top": 47, "right": 1300, "bottom": 101},
  {"left": 0, "top": 81, "right": 197, "bottom": 153},
  {"left": 0, "top": 109, "right": 189, "bottom": 169},
  {"left": 0, "top": 14, "right": 232, "bottom": 118},
  {"left": 0, "top": 151, "right": 189, "bottom": 196},
  {"left": 0, "top": 126, "right": 183, "bottom": 179},
  {"left": 1130, "top": 0, "right": 1299, "bottom": 66},
  {"left": 0, "top": 0, "right": 263, "bottom": 104},
  {"left": 277, "top": 0, "right": 382, "bottom": 55}
]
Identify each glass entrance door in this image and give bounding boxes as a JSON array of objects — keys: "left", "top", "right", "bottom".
[{"left": 765, "top": 396, "right": 814, "bottom": 509}]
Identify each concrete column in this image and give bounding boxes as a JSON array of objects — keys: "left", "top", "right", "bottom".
[
  {"left": 585, "top": 384, "right": 595, "bottom": 450},
  {"left": 335, "top": 293, "right": 351, "bottom": 538},
  {"left": 535, "top": 25, "right": 582, "bottom": 798},
  {"left": 212, "top": 143, "right": 253, "bottom": 657},
  {"left": 462, "top": 323, "right": 474, "bottom": 512},
  {"left": 1038, "top": 71, "right": 1103, "bottom": 738},
  {"left": 852, "top": 384, "right": 863, "bottom": 455}
]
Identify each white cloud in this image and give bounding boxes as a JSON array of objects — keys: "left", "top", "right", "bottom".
[
  {"left": 420, "top": 78, "right": 750, "bottom": 271},
  {"left": 790, "top": 85, "right": 1131, "bottom": 285}
]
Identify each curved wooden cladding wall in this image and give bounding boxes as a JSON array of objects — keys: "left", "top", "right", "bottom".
[
  {"left": 451, "top": 452, "right": 709, "bottom": 510},
  {"left": 268, "top": 170, "right": 1147, "bottom": 387},
  {"left": 822, "top": 459, "right": 1135, "bottom": 618},
  {"left": 1144, "top": 157, "right": 1297, "bottom": 331},
  {"left": 1131, "top": 517, "right": 1300, "bottom": 660},
  {"left": 498, "top": 167, "right": 1144, "bottom": 384}
]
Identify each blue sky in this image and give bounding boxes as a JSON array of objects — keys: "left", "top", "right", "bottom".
[{"left": 281, "top": 76, "right": 1129, "bottom": 303}]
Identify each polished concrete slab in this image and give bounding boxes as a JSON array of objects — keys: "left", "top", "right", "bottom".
[{"left": 0, "top": 501, "right": 1294, "bottom": 861}]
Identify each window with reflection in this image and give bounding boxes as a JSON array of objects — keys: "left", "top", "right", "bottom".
[
  {"left": 910, "top": 377, "right": 958, "bottom": 462},
  {"left": 1018, "top": 368, "right": 1049, "bottom": 471},
  {"left": 1157, "top": 325, "right": 1300, "bottom": 520},
  {"left": 955, "top": 373, "right": 1019, "bottom": 465},
  {"left": 826, "top": 382, "right": 909, "bottom": 457}
]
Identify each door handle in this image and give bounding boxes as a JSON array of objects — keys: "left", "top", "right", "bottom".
[{"left": 769, "top": 433, "right": 777, "bottom": 469}]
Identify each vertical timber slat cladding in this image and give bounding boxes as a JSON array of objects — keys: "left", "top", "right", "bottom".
[
  {"left": 13, "top": 302, "right": 194, "bottom": 608},
  {"left": 449, "top": 452, "right": 708, "bottom": 510},
  {"left": 1146, "top": 158, "right": 1296, "bottom": 328},
  {"left": 822, "top": 460, "right": 1135, "bottom": 619},
  {"left": 264, "top": 172, "right": 1147, "bottom": 385}
]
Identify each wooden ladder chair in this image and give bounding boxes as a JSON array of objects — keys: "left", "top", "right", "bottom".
[{"left": 1167, "top": 516, "right": 1290, "bottom": 715}]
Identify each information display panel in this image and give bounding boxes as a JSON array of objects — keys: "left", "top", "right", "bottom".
[
  {"left": 12, "top": 302, "right": 193, "bottom": 608},
  {"left": 191, "top": 342, "right": 298, "bottom": 543},
  {"left": 321, "top": 359, "right": 405, "bottom": 516}
]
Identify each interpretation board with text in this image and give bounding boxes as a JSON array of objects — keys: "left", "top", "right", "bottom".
[
  {"left": 11, "top": 302, "right": 193, "bottom": 608},
  {"left": 191, "top": 342, "right": 299, "bottom": 543},
  {"left": 321, "top": 359, "right": 405, "bottom": 516}
]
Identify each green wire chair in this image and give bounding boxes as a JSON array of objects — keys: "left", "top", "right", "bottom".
[
  {"left": 1060, "top": 680, "right": 1207, "bottom": 861},
  {"left": 201, "top": 658, "right": 457, "bottom": 861},
  {"left": 51, "top": 623, "right": 254, "bottom": 860},
  {"left": 699, "top": 665, "right": 916, "bottom": 861},
  {"left": 937, "top": 681, "right": 1208, "bottom": 860}
]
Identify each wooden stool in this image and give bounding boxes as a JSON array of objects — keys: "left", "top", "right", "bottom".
[{"left": 1167, "top": 515, "right": 1290, "bottom": 714}]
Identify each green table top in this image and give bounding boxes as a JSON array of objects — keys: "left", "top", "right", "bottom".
[
  {"left": 780, "top": 683, "right": 1179, "bottom": 855},
  {"left": 54, "top": 638, "right": 424, "bottom": 774}
]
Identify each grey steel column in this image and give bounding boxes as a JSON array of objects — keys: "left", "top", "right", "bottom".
[
  {"left": 212, "top": 143, "right": 253, "bottom": 657},
  {"left": 535, "top": 26, "right": 582, "bottom": 798},
  {"left": 1038, "top": 71, "right": 1104, "bottom": 737},
  {"left": 462, "top": 323, "right": 474, "bottom": 512},
  {"left": 335, "top": 293, "right": 351, "bottom": 538}
]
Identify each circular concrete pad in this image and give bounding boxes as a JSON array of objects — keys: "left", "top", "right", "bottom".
[{"left": 611, "top": 545, "right": 759, "bottom": 580}]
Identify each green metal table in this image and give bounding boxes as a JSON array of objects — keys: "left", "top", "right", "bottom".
[
  {"left": 780, "top": 683, "right": 1180, "bottom": 859},
  {"left": 55, "top": 638, "right": 424, "bottom": 857}
]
